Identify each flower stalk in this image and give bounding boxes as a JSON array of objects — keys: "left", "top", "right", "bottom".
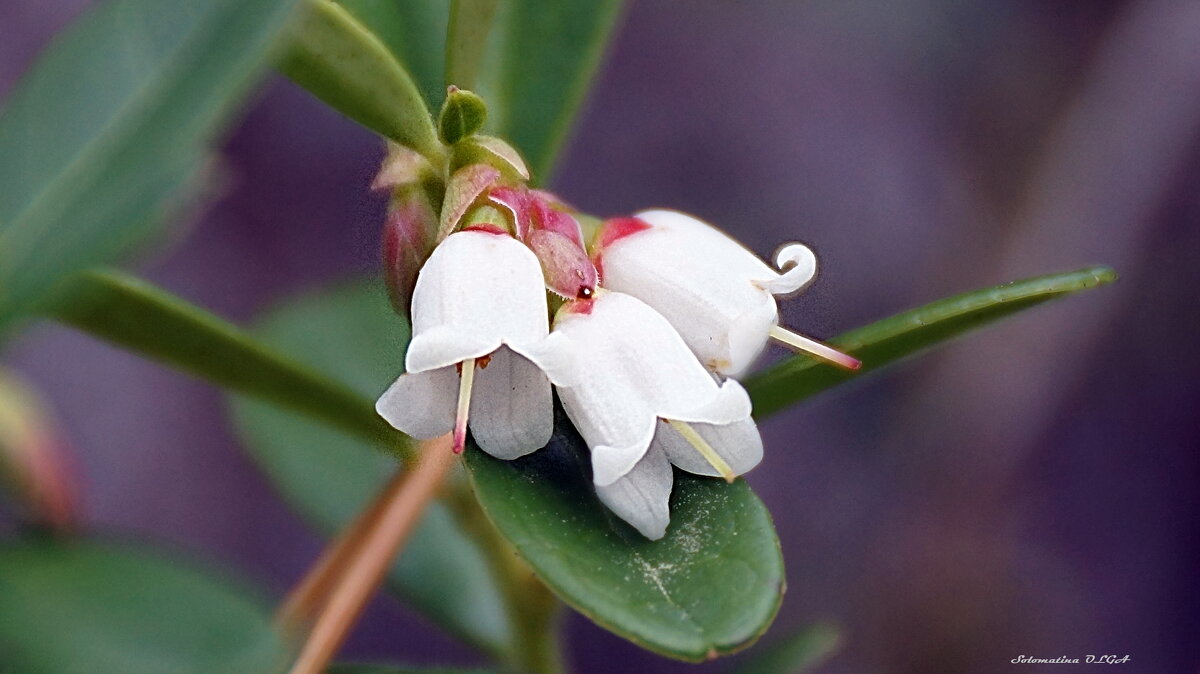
[{"left": 278, "top": 436, "right": 457, "bottom": 674}]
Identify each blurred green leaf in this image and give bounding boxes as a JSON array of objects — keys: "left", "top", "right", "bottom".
[
  {"left": 465, "top": 427, "right": 784, "bottom": 662},
  {"left": 445, "top": 0, "right": 499, "bottom": 91},
  {"left": 728, "top": 623, "right": 842, "bottom": 674},
  {"left": 45, "top": 271, "right": 514, "bottom": 655},
  {"left": 279, "top": 0, "right": 440, "bottom": 158},
  {"left": 0, "top": 0, "right": 298, "bottom": 333},
  {"left": 228, "top": 281, "right": 516, "bottom": 659},
  {"left": 46, "top": 269, "right": 397, "bottom": 451},
  {"left": 747, "top": 266, "right": 1118, "bottom": 418},
  {"left": 335, "top": 0, "right": 450, "bottom": 108},
  {"left": 0, "top": 538, "right": 286, "bottom": 674},
  {"left": 475, "top": 0, "right": 626, "bottom": 183}
]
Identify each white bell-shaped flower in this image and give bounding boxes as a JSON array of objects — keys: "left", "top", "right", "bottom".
[
  {"left": 376, "top": 229, "right": 566, "bottom": 458},
  {"left": 549, "top": 290, "right": 763, "bottom": 539},
  {"left": 595, "top": 210, "right": 859, "bottom": 377}
]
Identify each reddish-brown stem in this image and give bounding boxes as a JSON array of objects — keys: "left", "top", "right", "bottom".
[{"left": 279, "top": 435, "right": 456, "bottom": 674}]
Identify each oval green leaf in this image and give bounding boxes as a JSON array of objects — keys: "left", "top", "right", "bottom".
[
  {"left": 464, "top": 425, "right": 785, "bottom": 662},
  {"left": 228, "top": 281, "right": 516, "bottom": 659},
  {"left": 0, "top": 0, "right": 298, "bottom": 332},
  {"left": 746, "top": 266, "right": 1118, "bottom": 418},
  {"left": 0, "top": 538, "right": 286, "bottom": 673}
]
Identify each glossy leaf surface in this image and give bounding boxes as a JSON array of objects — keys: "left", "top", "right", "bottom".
[
  {"left": 465, "top": 423, "right": 785, "bottom": 662},
  {"left": 747, "top": 266, "right": 1118, "bottom": 418}
]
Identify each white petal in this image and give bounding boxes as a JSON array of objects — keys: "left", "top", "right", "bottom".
[
  {"left": 602, "top": 210, "right": 783, "bottom": 376},
  {"left": 595, "top": 446, "right": 674, "bottom": 540},
  {"left": 556, "top": 292, "right": 722, "bottom": 413},
  {"left": 406, "top": 230, "right": 548, "bottom": 373},
  {"left": 375, "top": 367, "right": 457, "bottom": 439},
  {"left": 405, "top": 327, "right": 498, "bottom": 374},
  {"left": 668, "top": 379, "right": 752, "bottom": 425},
  {"left": 553, "top": 291, "right": 731, "bottom": 484},
  {"left": 656, "top": 417, "right": 763, "bottom": 478},
  {"left": 759, "top": 243, "right": 817, "bottom": 296},
  {"left": 558, "top": 383, "right": 658, "bottom": 486},
  {"left": 509, "top": 330, "right": 580, "bottom": 387},
  {"left": 469, "top": 347, "right": 553, "bottom": 459}
]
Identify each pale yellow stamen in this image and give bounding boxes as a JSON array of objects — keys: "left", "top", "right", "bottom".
[
  {"left": 768, "top": 325, "right": 861, "bottom": 370},
  {"left": 452, "top": 357, "right": 476, "bottom": 454},
  {"left": 667, "top": 419, "right": 736, "bottom": 483}
]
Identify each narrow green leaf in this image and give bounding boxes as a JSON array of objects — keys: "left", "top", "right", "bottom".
[
  {"left": 747, "top": 266, "right": 1118, "bottom": 418},
  {"left": 228, "top": 282, "right": 516, "bottom": 659},
  {"left": 475, "top": 0, "right": 626, "bottom": 183},
  {"left": 446, "top": 0, "right": 500, "bottom": 91},
  {"left": 45, "top": 269, "right": 400, "bottom": 453},
  {"left": 0, "top": 0, "right": 299, "bottom": 332},
  {"left": 0, "top": 538, "right": 286, "bottom": 673},
  {"left": 279, "top": 0, "right": 441, "bottom": 159},
  {"left": 728, "top": 623, "right": 842, "bottom": 674},
  {"left": 465, "top": 425, "right": 784, "bottom": 662},
  {"left": 335, "top": 0, "right": 450, "bottom": 108}
]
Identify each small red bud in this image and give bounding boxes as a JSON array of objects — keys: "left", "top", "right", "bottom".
[
  {"left": 526, "top": 229, "right": 598, "bottom": 300},
  {"left": 382, "top": 193, "right": 438, "bottom": 316},
  {"left": 0, "top": 372, "right": 80, "bottom": 533}
]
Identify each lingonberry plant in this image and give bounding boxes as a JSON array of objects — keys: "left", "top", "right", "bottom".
[{"left": 0, "top": 1, "right": 1116, "bottom": 673}]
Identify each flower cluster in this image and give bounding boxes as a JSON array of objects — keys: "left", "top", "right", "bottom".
[{"left": 375, "top": 164, "right": 857, "bottom": 539}]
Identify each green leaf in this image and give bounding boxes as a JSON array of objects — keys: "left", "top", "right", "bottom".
[
  {"left": 747, "top": 266, "right": 1118, "bottom": 419},
  {"left": 0, "top": 538, "right": 286, "bottom": 673},
  {"left": 335, "top": 0, "right": 450, "bottom": 108},
  {"left": 728, "top": 623, "right": 842, "bottom": 674},
  {"left": 278, "top": 0, "right": 441, "bottom": 159},
  {"left": 464, "top": 428, "right": 784, "bottom": 662},
  {"left": 445, "top": 0, "right": 500, "bottom": 91},
  {"left": 227, "top": 281, "right": 516, "bottom": 659},
  {"left": 474, "top": 0, "right": 626, "bottom": 183},
  {"left": 0, "top": 0, "right": 298, "bottom": 333},
  {"left": 438, "top": 88, "right": 489, "bottom": 145},
  {"left": 46, "top": 269, "right": 398, "bottom": 452},
  {"left": 44, "top": 271, "right": 513, "bottom": 656}
]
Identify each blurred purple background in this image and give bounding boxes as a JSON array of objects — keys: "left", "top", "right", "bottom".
[{"left": 3, "top": 1, "right": 1200, "bottom": 672}]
